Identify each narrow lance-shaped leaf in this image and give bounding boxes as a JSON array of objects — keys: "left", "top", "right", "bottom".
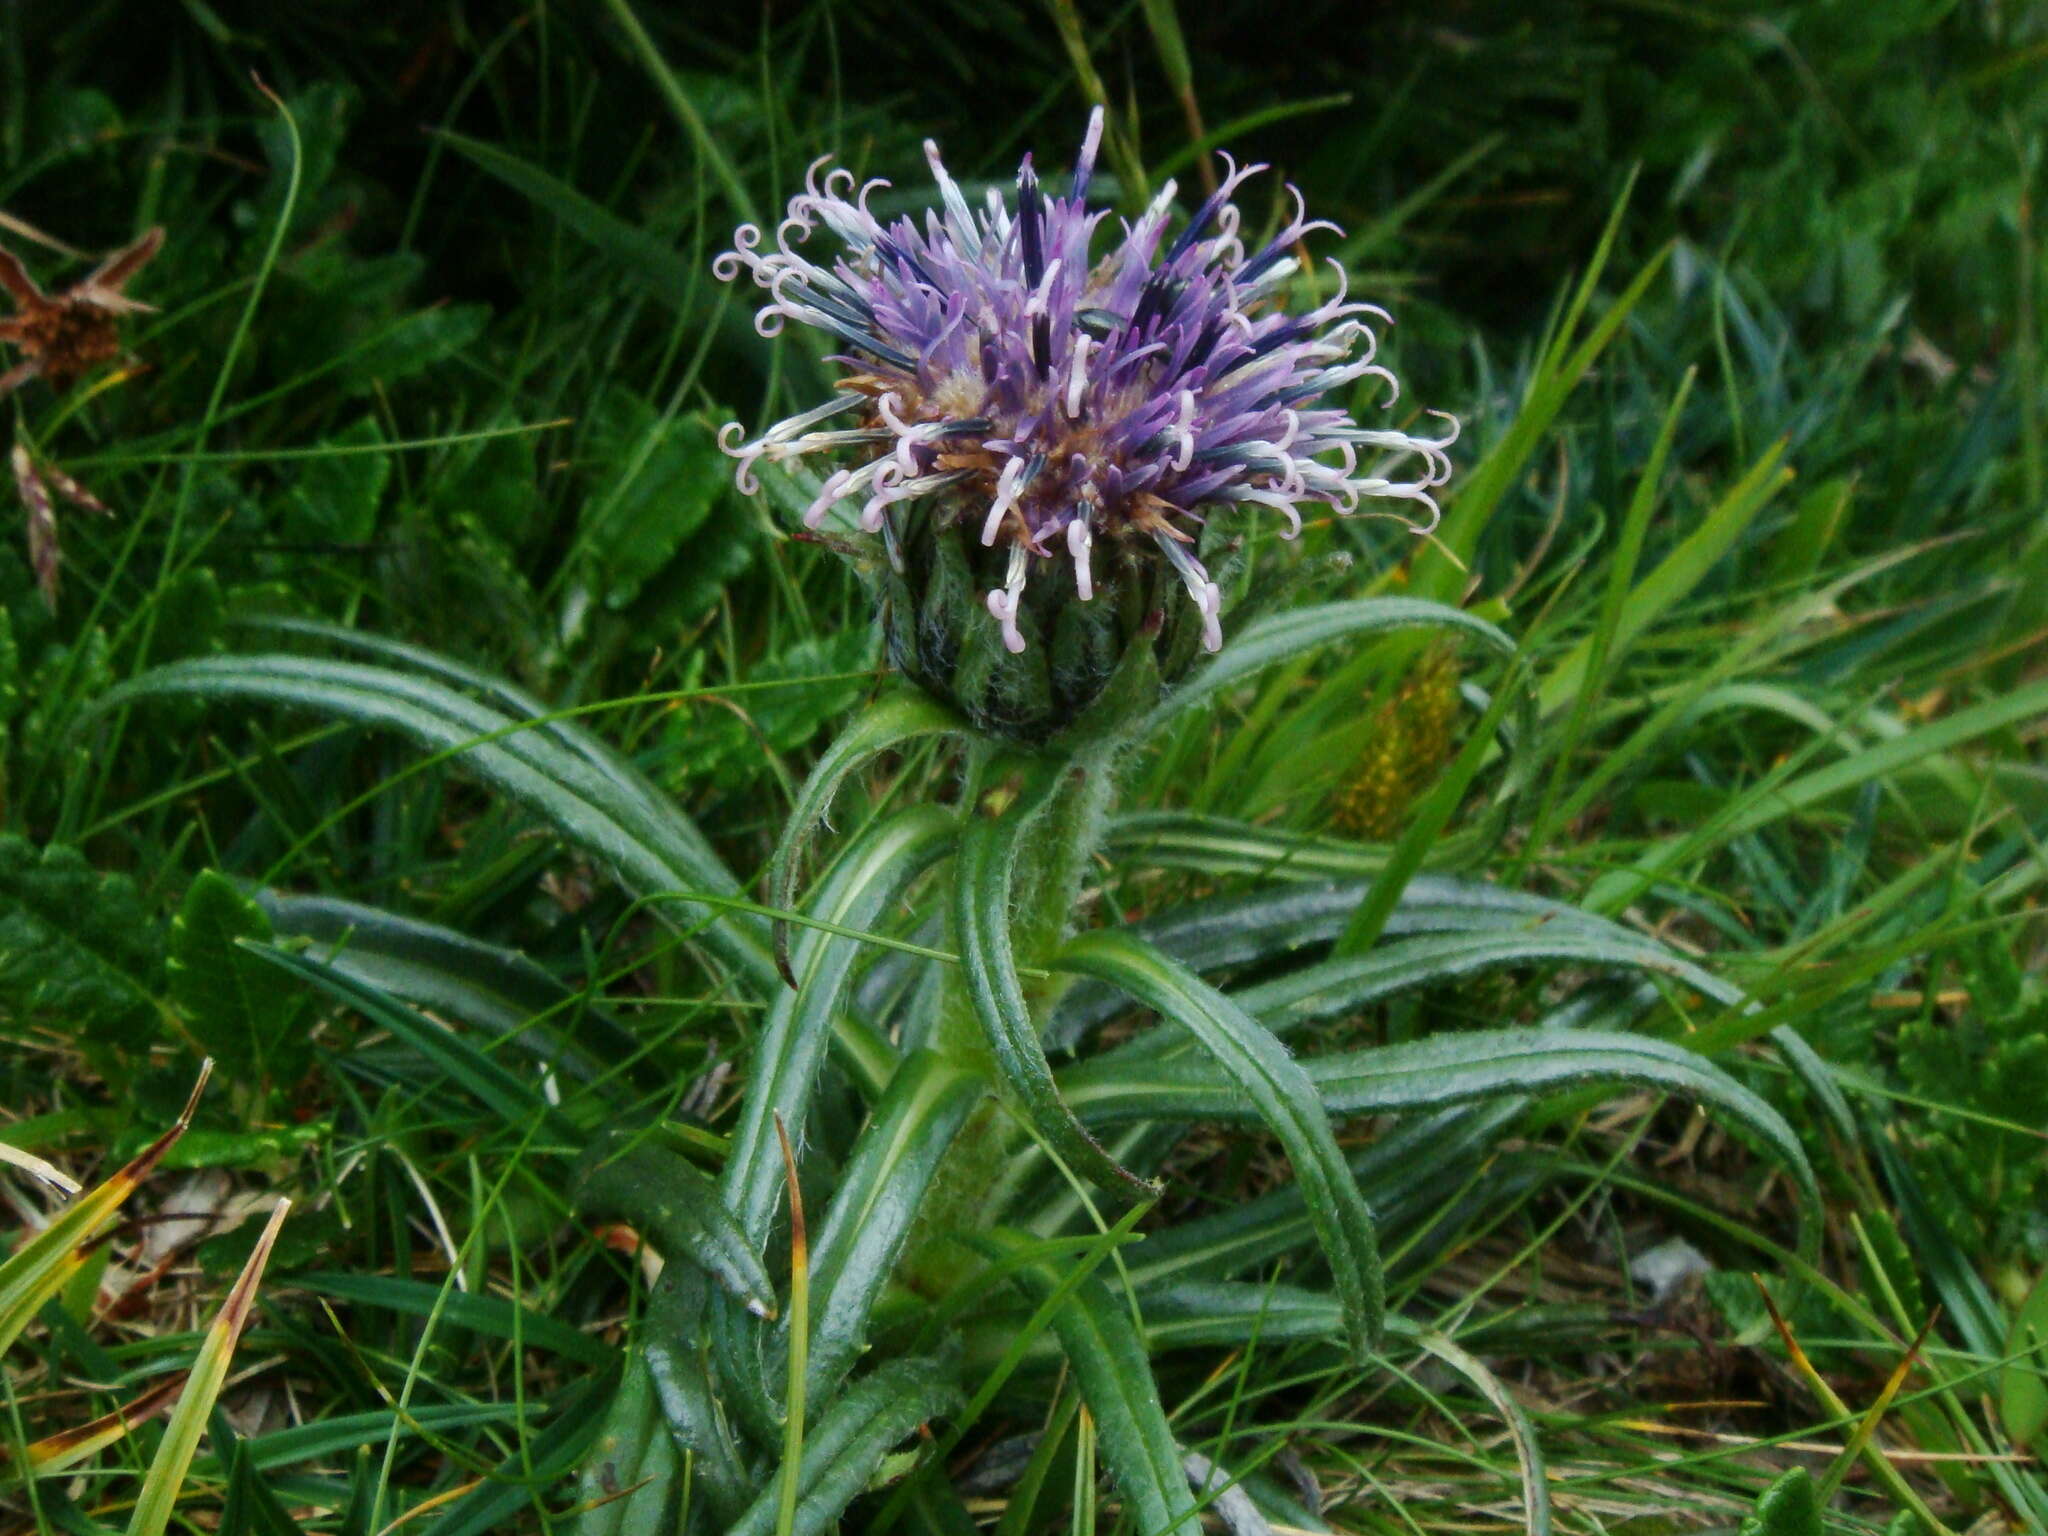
[
  {"left": 793, "top": 1051, "right": 981, "bottom": 1403},
  {"left": 574, "top": 1130, "right": 776, "bottom": 1318},
  {"left": 726, "top": 1357, "right": 964, "bottom": 1536},
  {"left": 767, "top": 687, "right": 964, "bottom": 985},
  {"left": 98, "top": 656, "right": 779, "bottom": 994},
  {"left": 955, "top": 779, "right": 1157, "bottom": 1200},
  {"left": 1145, "top": 597, "right": 1518, "bottom": 736},
  {"left": 241, "top": 941, "right": 576, "bottom": 1144},
  {"left": 1061, "top": 1025, "right": 1821, "bottom": 1271},
  {"left": 1056, "top": 929, "right": 1384, "bottom": 1358},
  {"left": 979, "top": 1230, "right": 1199, "bottom": 1536}
]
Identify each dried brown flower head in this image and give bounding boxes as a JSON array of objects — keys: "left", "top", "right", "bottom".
[{"left": 0, "top": 226, "right": 164, "bottom": 396}]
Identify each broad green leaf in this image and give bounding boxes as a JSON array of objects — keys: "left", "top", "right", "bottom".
[
  {"left": 1057, "top": 929, "right": 1384, "bottom": 1358},
  {"left": 169, "top": 872, "right": 309, "bottom": 1091},
  {"left": 726, "top": 1356, "right": 963, "bottom": 1536},
  {"left": 278, "top": 416, "right": 389, "bottom": 545},
  {"left": 573, "top": 392, "right": 729, "bottom": 610}
]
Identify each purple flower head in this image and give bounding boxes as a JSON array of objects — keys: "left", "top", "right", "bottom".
[{"left": 716, "top": 109, "right": 1455, "bottom": 656}]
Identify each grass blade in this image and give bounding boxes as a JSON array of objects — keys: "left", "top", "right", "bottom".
[{"left": 126, "top": 1201, "right": 289, "bottom": 1536}]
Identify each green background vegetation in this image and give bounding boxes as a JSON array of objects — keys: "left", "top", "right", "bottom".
[{"left": 1, "top": 2, "right": 2045, "bottom": 1532}]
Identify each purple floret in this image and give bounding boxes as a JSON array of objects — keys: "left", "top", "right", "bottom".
[{"left": 716, "top": 109, "right": 1455, "bottom": 654}]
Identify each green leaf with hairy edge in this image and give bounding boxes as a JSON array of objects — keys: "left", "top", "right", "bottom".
[
  {"left": 794, "top": 1051, "right": 981, "bottom": 1404},
  {"left": 722, "top": 806, "right": 958, "bottom": 1244},
  {"left": 1052, "top": 875, "right": 1712, "bottom": 1048},
  {"left": 711, "top": 807, "right": 957, "bottom": 1443},
  {"left": 575, "top": 1130, "right": 776, "bottom": 1318},
  {"left": 1237, "top": 930, "right": 1735, "bottom": 1037},
  {"left": 258, "top": 891, "right": 646, "bottom": 1090},
  {"left": 0, "top": 835, "right": 163, "bottom": 1052},
  {"left": 295, "top": 1272, "right": 617, "bottom": 1367},
  {"left": 1144, "top": 597, "right": 1517, "bottom": 736},
  {"left": 1062, "top": 1024, "right": 1820, "bottom": 1267},
  {"left": 1106, "top": 810, "right": 1390, "bottom": 880},
  {"left": 1087, "top": 927, "right": 1714, "bottom": 1072},
  {"left": 100, "top": 655, "right": 750, "bottom": 946},
  {"left": 241, "top": 941, "right": 575, "bottom": 1143},
  {"left": 956, "top": 797, "right": 1158, "bottom": 1200},
  {"left": 768, "top": 687, "right": 964, "bottom": 983},
  {"left": 725, "top": 1357, "right": 963, "bottom": 1536},
  {"left": 169, "top": 872, "right": 308, "bottom": 1091},
  {"left": 984, "top": 1231, "right": 1200, "bottom": 1536},
  {"left": 1056, "top": 929, "right": 1384, "bottom": 1358},
  {"left": 233, "top": 617, "right": 648, "bottom": 792},
  {"left": 1737, "top": 1468, "right": 1822, "bottom": 1536}
]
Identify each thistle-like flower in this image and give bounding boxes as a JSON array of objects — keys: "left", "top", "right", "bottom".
[{"left": 716, "top": 112, "right": 1454, "bottom": 733}]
